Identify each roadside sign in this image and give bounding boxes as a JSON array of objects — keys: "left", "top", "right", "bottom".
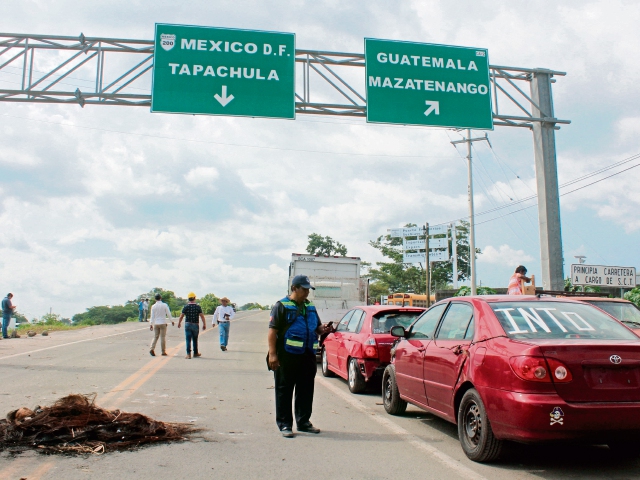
[
  {"left": 403, "top": 251, "right": 449, "bottom": 264},
  {"left": 403, "top": 238, "right": 447, "bottom": 250},
  {"left": 570, "top": 264, "right": 636, "bottom": 288},
  {"left": 426, "top": 225, "right": 448, "bottom": 235},
  {"left": 390, "top": 226, "right": 424, "bottom": 238},
  {"left": 365, "top": 38, "right": 492, "bottom": 129},
  {"left": 152, "top": 23, "right": 295, "bottom": 119}
]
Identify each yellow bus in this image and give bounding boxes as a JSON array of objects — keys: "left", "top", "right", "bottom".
[{"left": 386, "top": 293, "right": 432, "bottom": 308}]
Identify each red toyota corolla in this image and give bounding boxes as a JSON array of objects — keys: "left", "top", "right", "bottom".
[
  {"left": 321, "top": 306, "right": 425, "bottom": 393},
  {"left": 382, "top": 295, "right": 640, "bottom": 462}
]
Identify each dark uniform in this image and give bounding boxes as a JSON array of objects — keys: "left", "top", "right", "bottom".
[{"left": 269, "top": 297, "right": 321, "bottom": 431}]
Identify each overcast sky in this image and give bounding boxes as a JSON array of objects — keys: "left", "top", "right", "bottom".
[{"left": 2, "top": 1, "right": 640, "bottom": 318}]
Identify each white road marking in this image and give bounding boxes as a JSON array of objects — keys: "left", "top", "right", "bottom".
[
  {"left": 317, "top": 377, "right": 488, "bottom": 480},
  {"left": 0, "top": 327, "right": 148, "bottom": 361}
]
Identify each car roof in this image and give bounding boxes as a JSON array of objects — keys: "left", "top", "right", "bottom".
[
  {"left": 443, "top": 294, "right": 590, "bottom": 304},
  {"left": 574, "top": 297, "right": 633, "bottom": 303},
  {"left": 352, "top": 305, "right": 426, "bottom": 312}
]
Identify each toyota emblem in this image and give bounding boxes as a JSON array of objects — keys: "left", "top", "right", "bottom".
[{"left": 610, "top": 355, "right": 622, "bottom": 364}]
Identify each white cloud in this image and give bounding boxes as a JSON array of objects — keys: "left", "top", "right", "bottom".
[
  {"left": 479, "top": 244, "right": 534, "bottom": 267},
  {"left": 184, "top": 166, "right": 220, "bottom": 188}
]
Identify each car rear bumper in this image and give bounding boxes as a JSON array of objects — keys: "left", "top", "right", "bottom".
[
  {"left": 361, "top": 359, "right": 387, "bottom": 382},
  {"left": 480, "top": 386, "right": 640, "bottom": 442}
]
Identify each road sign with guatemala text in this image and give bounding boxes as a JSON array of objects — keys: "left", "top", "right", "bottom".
[
  {"left": 151, "top": 24, "right": 295, "bottom": 118},
  {"left": 365, "top": 38, "right": 493, "bottom": 129}
]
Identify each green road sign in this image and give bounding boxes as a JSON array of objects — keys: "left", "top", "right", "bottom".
[
  {"left": 365, "top": 38, "right": 493, "bottom": 129},
  {"left": 152, "top": 24, "right": 295, "bottom": 119}
]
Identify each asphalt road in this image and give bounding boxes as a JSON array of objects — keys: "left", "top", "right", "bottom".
[{"left": 1, "top": 312, "right": 640, "bottom": 479}]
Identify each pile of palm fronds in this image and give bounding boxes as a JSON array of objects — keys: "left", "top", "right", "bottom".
[{"left": 0, "top": 393, "right": 198, "bottom": 454}]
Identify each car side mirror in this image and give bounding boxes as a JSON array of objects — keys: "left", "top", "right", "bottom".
[{"left": 390, "top": 326, "right": 406, "bottom": 338}]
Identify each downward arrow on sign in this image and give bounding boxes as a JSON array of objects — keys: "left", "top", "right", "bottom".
[
  {"left": 424, "top": 100, "right": 440, "bottom": 116},
  {"left": 214, "top": 85, "right": 234, "bottom": 107}
]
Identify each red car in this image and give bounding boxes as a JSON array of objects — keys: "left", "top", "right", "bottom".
[
  {"left": 321, "top": 306, "right": 425, "bottom": 393},
  {"left": 383, "top": 295, "right": 640, "bottom": 462}
]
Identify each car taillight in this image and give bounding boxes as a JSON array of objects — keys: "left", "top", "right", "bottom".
[
  {"left": 509, "top": 356, "right": 551, "bottom": 382},
  {"left": 363, "top": 337, "right": 378, "bottom": 358},
  {"left": 546, "top": 358, "right": 573, "bottom": 382},
  {"left": 509, "top": 356, "right": 572, "bottom": 383}
]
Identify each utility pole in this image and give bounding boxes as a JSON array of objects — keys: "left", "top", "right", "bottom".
[
  {"left": 425, "top": 223, "right": 431, "bottom": 307},
  {"left": 530, "top": 71, "right": 564, "bottom": 291},
  {"left": 451, "top": 223, "right": 458, "bottom": 289},
  {"left": 451, "top": 131, "right": 490, "bottom": 296}
]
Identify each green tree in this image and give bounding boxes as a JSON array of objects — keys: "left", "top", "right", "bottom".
[
  {"left": 143, "top": 288, "right": 187, "bottom": 314},
  {"left": 200, "top": 293, "right": 221, "bottom": 315},
  {"left": 431, "top": 221, "right": 480, "bottom": 289},
  {"left": 306, "top": 233, "right": 347, "bottom": 256},
  {"left": 239, "top": 302, "right": 270, "bottom": 310},
  {"left": 72, "top": 304, "right": 138, "bottom": 325}
]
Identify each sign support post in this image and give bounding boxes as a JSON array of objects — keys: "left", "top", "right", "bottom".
[
  {"left": 451, "top": 223, "right": 458, "bottom": 289},
  {"left": 425, "top": 223, "right": 431, "bottom": 307},
  {"left": 531, "top": 71, "right": 564, "bottom": 291}
]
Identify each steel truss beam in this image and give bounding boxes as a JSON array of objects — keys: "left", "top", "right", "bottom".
[{"left": 0, "top": 32, "right": 570, "bottom": 129}]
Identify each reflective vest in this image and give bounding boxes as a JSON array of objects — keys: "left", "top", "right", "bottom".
[{"left": 280, "top": 297, "right": 319, "bottom": 355}]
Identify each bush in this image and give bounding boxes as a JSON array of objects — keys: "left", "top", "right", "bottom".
[
  {"left": 625, "top": 288, "right": 640, "bottom": 308},
  {"left": 72, "top": 304, "right": 138, "bottom": 325},
  {"left": 455, "top": 286, "right": 497, "bottom": 296}
]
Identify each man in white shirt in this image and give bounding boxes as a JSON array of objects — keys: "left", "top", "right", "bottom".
[
  {"left": 149, "top": 293, "right": 174, "bottom": 356},
  {"left": 213, "top": 297, "right": 235, "bottom": 351}
]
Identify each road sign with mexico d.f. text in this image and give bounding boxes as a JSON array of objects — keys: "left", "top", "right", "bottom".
[
  {"left": 151, "top": 23, "right": 295, "bottom": 119},
  {"left": 365, "top": 38, "right": 493, "bottom": 129},
  {"left": 571, "top": 264, "right": 636, "bottom": 288}
]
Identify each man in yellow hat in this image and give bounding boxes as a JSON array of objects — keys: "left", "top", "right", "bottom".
[
  {"left": 213, "top": 297, "right": 235, "bottom": 351},
  {"left": 177, "top": 292, "right": 206, "bottom": 359}
]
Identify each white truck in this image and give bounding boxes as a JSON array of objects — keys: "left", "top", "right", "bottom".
[{"left": 288, "top": 253, "right": 368, "bottom": 320}]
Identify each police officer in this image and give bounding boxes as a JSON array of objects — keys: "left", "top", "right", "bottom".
[{"left": 268, "top": 275, "right": 333, "bottom": 438}]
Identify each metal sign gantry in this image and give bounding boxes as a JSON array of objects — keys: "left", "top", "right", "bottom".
[{"left": 0, "top": 32, "right": 571, "bottom": 290}]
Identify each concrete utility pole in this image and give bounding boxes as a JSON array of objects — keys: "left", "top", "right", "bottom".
[
  {"left": 530, "top": 71, "right": 564, "bottom": 291},
  {"left": 451, "top": 223, "right": 458, "bottom": 289},
  {"left": 451, "top": 131, "right": 489, "bottom": 296},
  {"left": 425, "top": 223, "right": 431, "bottom": 307}
]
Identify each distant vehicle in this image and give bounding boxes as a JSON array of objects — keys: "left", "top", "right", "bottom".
[
  {"left": 321, "top": 306, "right": 425, "bottom": 393},
  {"left": 289, "top": 253, "right": 367, "bottom": 310},
  {"left": 383, "top": 295, "right": 640, "bottom": 462},
  {"left": 385, "top": 293, "right": 432, "bottom": 308},
  {"left": 578, "top": 297, "right": 640, "bottom": 334}
]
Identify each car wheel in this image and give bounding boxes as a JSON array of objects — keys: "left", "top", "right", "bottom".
[
  {"left": 382, "top": 365, "right": 407, "bottom": 415},
  {"left": 458, "top": 388, "right": 503, "bottom": 462},
  {"left": 348, "top": 358, "right": 366, "bottom": 393},
  {"left": 321, "top": 348, "right": 334, "bottom": 377}
]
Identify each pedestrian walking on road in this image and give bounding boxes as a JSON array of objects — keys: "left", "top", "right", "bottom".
[
  {"left": 138, "top": 298, "right": 146, "bottom": 322},
  {"left": 143, "top": 298, "right": 150, "bottom": 321},
  {"left": 177, "top": 292, "right": 206, "bottom": 359},
  {"left": 214, "top": 297, "right": 235, "bottom": 351},
  {"left": 267, "top": 275, "right": 333, "bottom": 438},
  {"left": 149, "top": 293, "right": 174, "bottom": 357},
  {"left": 508, "top": 265, "right": 532, "bottom": 295},
  {"left": 2, "top": 293, "right": 16, "bottom": 339}
]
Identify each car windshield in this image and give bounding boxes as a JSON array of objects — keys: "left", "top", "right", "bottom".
[
  {"left": 372, "top": 310, "right": 423, "bottom": 334},
  {"left": 490, "top": 301, "right": 638, "bottom": 340},
  {"left": 585, "top": 301, "right": 640, "bottom": 328}
]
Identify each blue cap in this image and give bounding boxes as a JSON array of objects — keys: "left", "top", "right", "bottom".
[{"left": 292, "top": 275, "right": 315, "bottom": 290}]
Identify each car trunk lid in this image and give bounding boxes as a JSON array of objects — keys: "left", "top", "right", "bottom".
[
  {"left": 541, "top": 342, "right": 640, "bottom": 403},
  {"left": 373, "top": 334, "right": 396, "bottom": 363}
]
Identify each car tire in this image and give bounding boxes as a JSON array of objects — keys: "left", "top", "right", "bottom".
[
  {"left": 321, "top": 348, "right": 334, "bottom": 377},
  {"left": 348, "top": 358, "right": 366, "bottom": 393},
  {"left": 382, "top": 365, "right": 407, "bottom": 415},
  {"left": 458, "top": 388, "right": 503, "bottom": 462}
]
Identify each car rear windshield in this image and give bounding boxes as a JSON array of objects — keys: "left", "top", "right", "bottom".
[
  {"left": 586, "top": 301, "right": 640, "bottom": 329},
  {"left": 490, "top": 301, "right": 639, "bottom": 340},
  {"left": 372, "top": 310, "right": 423, "bottom": 334}
]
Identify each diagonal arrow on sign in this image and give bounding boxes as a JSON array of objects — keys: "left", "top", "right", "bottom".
[
  {"left": 214, "top": 85, "right": 234, "bottom": 107},
  {"left": 424, "top": 100, "right": 440, "bottom": 117}
]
